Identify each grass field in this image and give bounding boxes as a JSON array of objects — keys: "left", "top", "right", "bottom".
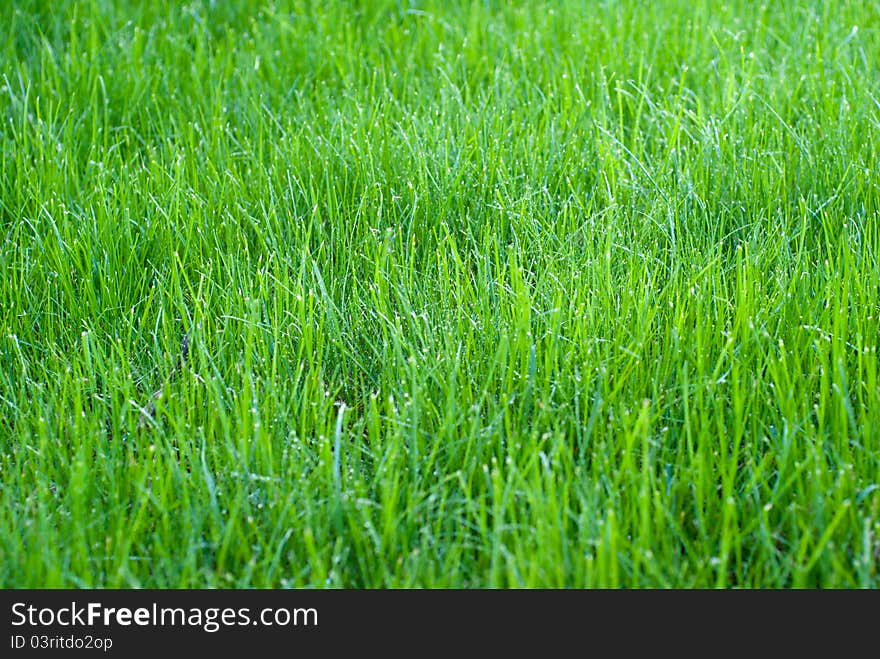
[{"left": 1, "top": 0, "right": 879, "bottom": 588}]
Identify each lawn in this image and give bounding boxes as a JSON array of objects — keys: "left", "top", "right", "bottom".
[{"left": 1, "top": 0, "right": 878, "bottom": 587}]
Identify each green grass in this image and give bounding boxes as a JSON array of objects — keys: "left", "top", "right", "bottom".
[{"left": 1, "top": 0, "right": 879, "bottom": 588}]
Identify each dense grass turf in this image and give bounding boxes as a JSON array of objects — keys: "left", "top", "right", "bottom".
[{"left": 1, "top": 0, "right": 879, "bottom": 587}]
